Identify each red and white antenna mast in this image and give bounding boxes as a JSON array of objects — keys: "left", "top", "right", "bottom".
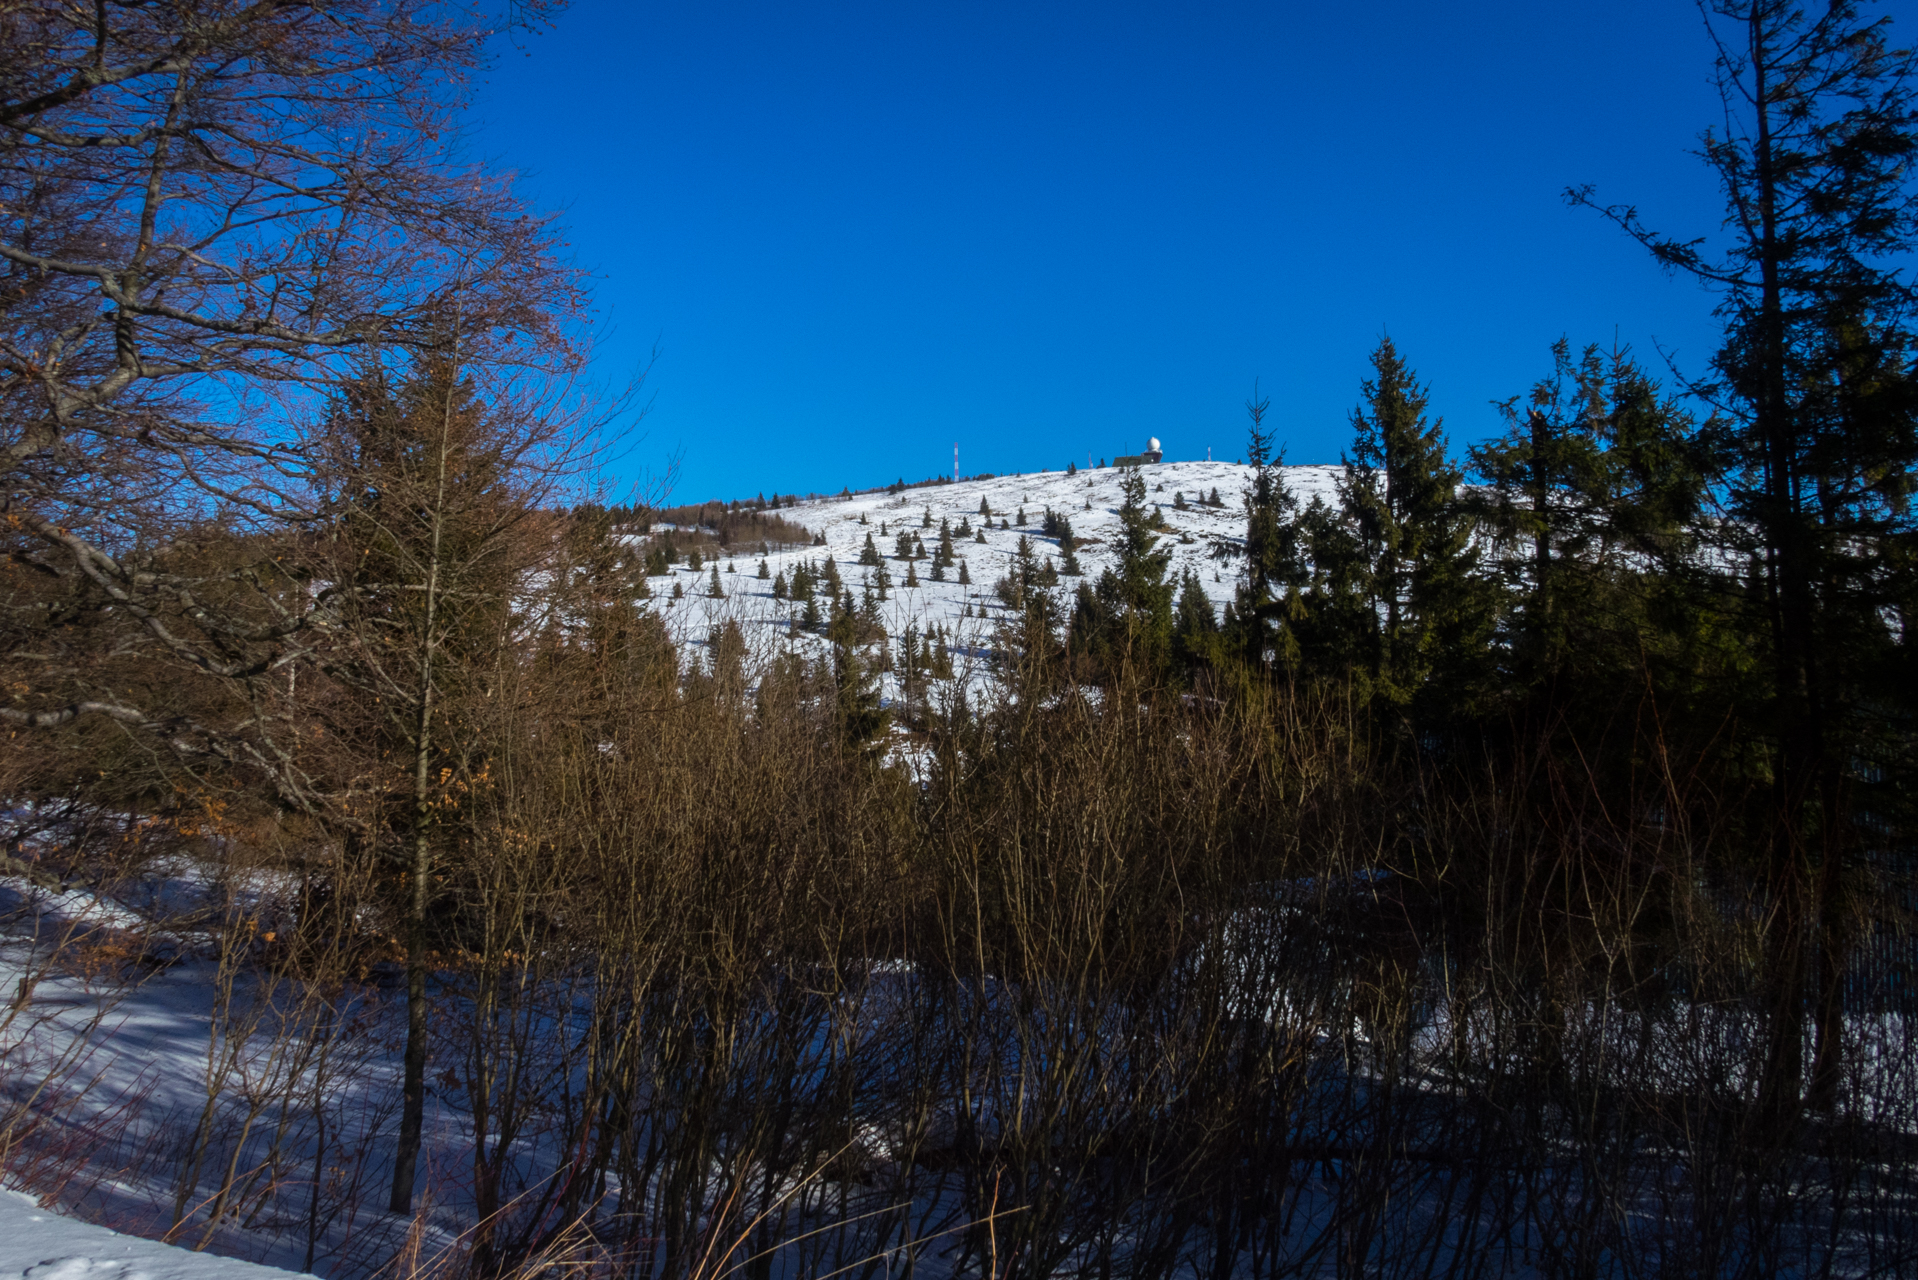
[{"left": 953, "top": 443, "right": 959, "bottom": 483}]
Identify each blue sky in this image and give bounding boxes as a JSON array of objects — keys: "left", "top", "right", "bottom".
[{"left": 471, "top": 0, "right": 1740, "bottom": 504}]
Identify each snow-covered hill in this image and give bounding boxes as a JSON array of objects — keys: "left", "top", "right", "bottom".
[{"left": 643, "top": 461, "right": 1341, "bottom": 702}]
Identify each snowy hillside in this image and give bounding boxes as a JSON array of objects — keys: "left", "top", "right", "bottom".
[{"left": 642, "top": 461, "right": 1341, "bottom": 702}]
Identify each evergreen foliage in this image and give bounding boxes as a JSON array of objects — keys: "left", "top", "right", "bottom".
[
  {"left": 1324, "top": 337, "right": 1489, "bottom": 711},
  {"left": 1071, "top": 469, "right": 1175, "bottom": 676},
  {"left": 1041, "top": 508, "right": 1075, "bottom": 549},
  {"left": 1574, "top": 0, "right": 1918, "bottom": 1115}
]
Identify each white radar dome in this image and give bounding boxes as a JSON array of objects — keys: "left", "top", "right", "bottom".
[{"left": 1147, "top": 437, "right": 1161, "bottom": 452}]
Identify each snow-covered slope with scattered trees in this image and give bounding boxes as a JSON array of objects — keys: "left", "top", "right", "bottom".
[{"left": 636, "top": 461, "right": 1340, "bottom": 705}]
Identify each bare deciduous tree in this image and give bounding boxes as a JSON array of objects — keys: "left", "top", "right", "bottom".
[{"left": 0, "top": 0, "right": 584, "bottom": 803}]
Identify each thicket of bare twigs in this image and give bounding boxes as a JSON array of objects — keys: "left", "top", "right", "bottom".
[{"left": 6, "top": 630, "right": 1917, "bottom": 1279}]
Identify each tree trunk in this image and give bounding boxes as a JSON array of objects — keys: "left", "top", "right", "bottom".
[
  {"left": 388, "top": 636, "right": 439, "bottom": 1214},
  {"left": 1748, "top": 10, "right": 1820, "bottom": 1126},
  {"left": 389, "top": 326, "right": 457, "bottom": 1216}
]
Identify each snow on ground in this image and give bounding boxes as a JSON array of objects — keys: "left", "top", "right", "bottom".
[
  {"left": 0, "top": 1187, "right": 307, "bottom": 1278},
  {"left": 0, "top": 869, "right": 420, "bottom": 1280},
  {"left": 645, "top": 460, "right": 1340, "bottom": 713}
]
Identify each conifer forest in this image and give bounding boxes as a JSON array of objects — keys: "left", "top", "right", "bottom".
[{"left": 1, "top": 2, "right": 1916, "bottom": 1278}]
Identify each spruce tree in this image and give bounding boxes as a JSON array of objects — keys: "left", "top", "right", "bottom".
[
  {"left": 1574, "top": 0, "right": 1918, "bottom": 1115},
  {"left": 709, "top": 566, "right": 724, "bottom": 597},
  {"left": 773, "top": 570, "right": 787, "bottom": 598},
  {"left": 859, "top": 532, "right": 882, "bottom": 566},
  {"left": 758, "top": 559, "right": 770, "bottom": 579},
  {"left": 826, "top": 599, "right": 887, "bottom": 751},
  {"left": 1469, "top": 339, "right": 1616, "bottom": 687},
  {"left": 1011, "top": 535, "right": 1038, "bottom": 598},
  {"left": 1334, "top": 337, "right": 1487, "bottom": 711},
  {"left": 905, "top": 559, "right": 919, "bottom": 588},
  {"left": 1173, "top": 568, "right": 1219, "bottom": 676},
  {"left": 1080, "top": 468, "right": 1175, "bottom": 675},
  {"left": 1212, "top": 386, "right": 1309, "bottom": 675},
  {"left": 959, "top": 560, "right": 971, "bottom": 585},
  {"left": 900, "top": 625, "right": 920, "bottom": 682}
]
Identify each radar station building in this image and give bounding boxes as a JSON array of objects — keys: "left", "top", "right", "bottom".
[{"left": 1111, "top": 437, "right": 1164, "bottom": 467}]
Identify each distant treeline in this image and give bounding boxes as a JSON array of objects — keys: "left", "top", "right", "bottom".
[{"left": 591, "top": 499, "right": 816, "bottom": 549}]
